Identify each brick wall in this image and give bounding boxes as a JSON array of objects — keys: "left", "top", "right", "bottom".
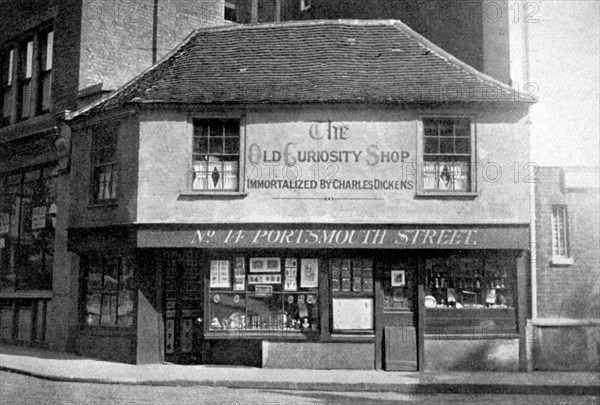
[
  {"left": 535, "top": 167, "right": 600, "bottom": 320},
  {"left": 78, "top": 0, "right": 224, "bottom": 93}
]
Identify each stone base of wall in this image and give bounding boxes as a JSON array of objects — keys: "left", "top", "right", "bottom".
[
  {"left": 424, "top": 338, "right": 519, "bottom": 371},
  {"left": 533, "top": 325, "right": 600, "bottom": 371},
  {"left": 73, "top": 329, "right": 136, "bottom": 364},
  {"left": 263, "top": 341, "right": 375, "bottom": 369}
]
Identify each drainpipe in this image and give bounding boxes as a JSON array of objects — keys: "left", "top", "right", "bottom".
[{"left": 152, "top": 0, "right": 159, "bottom": 64}]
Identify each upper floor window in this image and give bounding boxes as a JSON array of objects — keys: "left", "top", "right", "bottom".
[
  {"left": 551, "top": 205, "right": 571, "bottom": 264},
  {"left": 224, "top": 1, "right": 237, "bottom": 21},
  {"left": 192, "top": 119, "right": 240, "bottom": 191},
  {"left": 0, "top": 48, "right": 14, "bottom": 126},
  {"left": 91, "top": 124, "right": 118, "bottom": 204},
  {"left": 18, "top": 39, "right": 34, "bottom": 120},
  {"left": 38, "top": 30, "right": 53, "bottom": 113},
  {"left": 422, "top": 118, "right": 472, "bottom": 193}
]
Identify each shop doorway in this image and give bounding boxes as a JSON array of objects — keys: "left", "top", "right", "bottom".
[
  {"left": 163, "top": 255, "right": 205, "bottom": 364},
  {"left": 380, "top": 258, "right": 419, "bottom": 371}
]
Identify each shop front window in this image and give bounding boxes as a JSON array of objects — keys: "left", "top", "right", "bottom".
[
  {"left": 208, "top": 257, "right": 319, "bottom": 334},
  {"left": 330, "top": 259, "right": 374, "bottom": 332},
  {"left": 0, "top": 166, "right": 57, "bottom": 291},
  {"left": 83, "top": 256, "right": 134, "bottom": 327},
  {"left": 424, "top": 251, "right": 518, "bottom": 336}
]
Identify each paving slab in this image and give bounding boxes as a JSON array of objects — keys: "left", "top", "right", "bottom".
[{"left": 1, "top": 345, "right": 598, "bottom": 395}]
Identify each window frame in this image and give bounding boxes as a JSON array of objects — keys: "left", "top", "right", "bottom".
[
  {"left": 184, "top": 114, "right": 247, "bottom": 196},
  {"left": 550, "top": 205, "right": 573, "bottom": 265},
  {"left": 81, "top": 256, "right": 135, "bottom": 328},
  {"left": 416, "top": 115, "right": 478, "bottom": 197},
  {"left": 37, "top": 29, "right": 53, "bottom": 113},
  {"left": 0, "top": 47, "right": 15, "bottom": 126},
  {"left": 89, "top": 123, "right": 119, "bottom": 205},
  {"left": 17, "top": 37, "right": 34, "bottom": 121}
]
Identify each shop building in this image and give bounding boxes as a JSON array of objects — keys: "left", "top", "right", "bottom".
[
  {"left": 0, "top": 0, "right": 225, "bottom": 350},
  {"left": 65, "top": 20, "right": 534, "bottom": 370},
  {"left": 531, "top": 167, "right": 599, "bottom": 370}
]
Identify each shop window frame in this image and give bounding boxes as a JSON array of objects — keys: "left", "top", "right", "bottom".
[
  {"left": 416, "top": 115, "right": 478, "bottom": 197},
  {"left": 81, "top": 256, "right": 135, "bottom": 328},
  {"left": 89, "top": 122, "right": 119, "bottom": 205},
  {"left": 205, "top": 254, "right": 321, "bottom": 339},
  {"left": 329, "top": 258, "right": 375, "bottom": 335},
  {"left": 550, "top": 205, "right": 573, "bottom": 265},
  {"left": 183, "top": 114, "right": 247, "bottom": 197}
]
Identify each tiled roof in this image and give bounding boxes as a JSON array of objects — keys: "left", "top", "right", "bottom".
[{"left": 72, "top": 20, "right": 532, "bottom": 119}]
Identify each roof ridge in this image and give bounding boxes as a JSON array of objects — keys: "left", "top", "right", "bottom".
[{"left": 388, "top": 20, "right": 521, "bottom": 98}]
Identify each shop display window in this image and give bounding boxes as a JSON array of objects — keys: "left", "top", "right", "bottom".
[
  {"left": 0, "top": 166, "right": 57, "bottom": 291},
  {"left": 330, "top": 258, "right": 374, "bottom": 332},
  {"left": 207, "top": 257, "right": 319, "bottom": 334},
  {"left": 83, "top": 256, "right": 134, "bottom": 327},
  {"left": 424, "top": 253, "right": 516, "bottom": 309}
]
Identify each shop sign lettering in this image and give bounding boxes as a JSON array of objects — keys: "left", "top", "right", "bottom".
[
  {"left": 190, "top": 228, "right": 479, "bottom": 247},
  {"left": 31, "top": 207, "right": 47, "bottom": 230},
  {"left": 247, "top": 120, "right": 414, "bottom": 191}
]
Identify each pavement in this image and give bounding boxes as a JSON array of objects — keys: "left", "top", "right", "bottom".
[{"left": 1, "top": 345, "right": 598, "bottom": 396}]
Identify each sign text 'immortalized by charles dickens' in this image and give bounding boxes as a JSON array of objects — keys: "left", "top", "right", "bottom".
[{"left": 246, "top": 121, "right": 415, "bottom": 191}]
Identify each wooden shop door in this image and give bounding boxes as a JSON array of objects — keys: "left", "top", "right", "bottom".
[
  {"left": 163, "top": 255, "right": 205, "bottom": 364},
  {"left": 380, "top": 259, "right": 418, "bottom": 371}
]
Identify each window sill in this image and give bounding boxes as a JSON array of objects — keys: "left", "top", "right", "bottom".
[
  {"left": 551, "top": 257, "right": 574, "bottom": 266},
  {"left": 329, "top": 333, "right": 375, "bottom": 343},
  {"left": 88, "top": 201, "right": 119, "bottom": 208},
  {"left": 179, "top": 191, "right": 247, "bottom": 199},
  {"left": 416, "top": 190, "right": 479, "bottom": 199}
]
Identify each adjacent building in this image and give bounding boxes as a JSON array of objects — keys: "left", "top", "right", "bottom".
[
  {"left": 0, "top": 0, "right": 225, "bottom": 351},
  {"left": 64, "top": 20, "right": 534, "bottom": 369},
  {"left": 531, "top": 167, "right": 599, "bottom": 370}
]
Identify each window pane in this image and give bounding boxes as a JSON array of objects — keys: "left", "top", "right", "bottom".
[
  {"left": 439, "top": 120, "right": 454, "bottom": 137},
  {"left": 25, "top": 41, "right": 33, "bottom": 79},
  {"left": 209, "top": 138, "right": 224, "bottom": 154},
  {"left": 424, "top": 138, "right": 438, "bottom": 154},
  {"left": 21, "top": 81, "right": 32, "bottom": 118},
  {"left": 439, "top": 138, "right": 453, "bottom": 154},
  {"left": 455, "top": 138, "right": 470, "bottom": 154},
  {"left": 45, "top": 32, "right": 53, "bottom": 71},
  {"left": 193, "top": 137, "right": 208, "bottom": 154},
  {"left": 117, "top": 291, "right": 134, "bottom": 327},
  {"left": 41, "top": 73, "right": 51, "bottom": 111},
  {"left": 86, "top": 293, "right": 101, "bottom": 325},
  {"left": 103, "top": 258, "right": 120, "bottom": 291},
  {"left": 100, "top": 294, "right": 117, "bottom": 325},
  {"left": 224, "top": 137, "right": 239, "bottom": 154},
  {"left": 423, "top": 120, "right": 437, "bottom": 136},
  {"left": 87, "top": 260, "right": 103, "bottom": 292}
]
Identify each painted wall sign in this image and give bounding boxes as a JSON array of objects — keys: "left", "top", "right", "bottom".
[
  {"left": 246, "top": 120, "right": 415, "bottom": 192},
  {"left": 137, "top": 226, "right": 529, "bottom": 250}
]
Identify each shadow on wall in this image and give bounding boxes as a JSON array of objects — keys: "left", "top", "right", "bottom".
[{"left": 424, "top": 339, "right": 519, "bottom": 371}]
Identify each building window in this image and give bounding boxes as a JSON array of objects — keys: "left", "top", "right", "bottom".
[
  {"left": 17, "top": 39, "right": 34, "bottom": 120},
  {"left": 0, "top": 166, "right": 57, "bottom": 292},
  {"left": 83, "top": 256, "right": 134, "bottom": 327},
  {"left": 224, "top": 1, "right": 237, "bottom": 21},
  {"left": 207, "top": 256, "right": 320, "bottom": 334},
  {"left": 422, "top": 118, "right": 472, "bottom": 192},
  {"left": 91, "top": 124, "right": 118, "bottom": 203},
  {"left": 38, "top": 30, "right": 53, "bottom": 113},
  {"left": 330, "top": 259, "right": 374, "bottom": 332},
  {"left": 192, "top": 119, "right": 240, "bottom": 191},
  {"left": 551, "top": 205, "right": 571, "bottom": 262},
  {"left": 0, "top": 48, "right": 14, "bottom": 126}
]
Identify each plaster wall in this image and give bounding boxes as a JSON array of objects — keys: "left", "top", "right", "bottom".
[{"left": 136, "top": 105, "right": 530, "bottom": 226}]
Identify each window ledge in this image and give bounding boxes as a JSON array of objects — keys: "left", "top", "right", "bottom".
[
  {"left": 551, "top": 257, "right": 574, "bottom": 266},
  {"left": 88, "top": 202, "right": 119, "bottom": 208},
  {"left": 329, "top": 333, "right": 375, "bottom": 343},
  {"left": 416, "top": 191, "right": 479, "bottom": 199},
  {"left": 179, "top": 191, "right": 248, "bottom": 199}
]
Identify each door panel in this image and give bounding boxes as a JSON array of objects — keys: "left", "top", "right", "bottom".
[{"left": 380, "top": 258, "right": 418, "bottom": 371}]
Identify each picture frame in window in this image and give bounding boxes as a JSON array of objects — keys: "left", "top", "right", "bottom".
[
  {"left": 249, "top": 257, "right": 280, "bottom": 273},
  {"left": 391, "top": 270, "right": 406, "bottom": 287},
  {"left": 300, "top": 259, "right": 318, "bottom": 288}
]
